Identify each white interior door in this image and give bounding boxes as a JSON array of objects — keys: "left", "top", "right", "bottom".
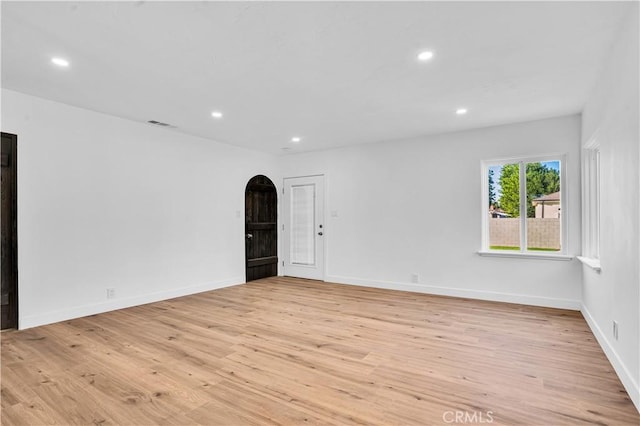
[{"left": 283, "top": 175, "right": 324, "bottom": 280}]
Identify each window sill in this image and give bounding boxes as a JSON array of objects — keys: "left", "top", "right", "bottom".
[
  {"left": 477, "top": 251, "right": 574, "bottom": 261},
  {"left": 577, "top": 256, "right": 601, "bottom": 272}
]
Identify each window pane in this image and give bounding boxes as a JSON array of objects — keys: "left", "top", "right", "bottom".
[
  {"left": 583, "top": 149, "right": 600, "bottom": 258},
  {"left": 526, "top": 161, "right": 561, "bottom": 252},
  {"left": 489, "top": 163, "right": 520, "bottom": 250},
  {"left": 290, "top": 184, "right": 315, "bottom": 265}
]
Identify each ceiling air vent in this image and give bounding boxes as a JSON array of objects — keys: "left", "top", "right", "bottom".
[{"left": 147, "top": 120, "right": 172, "bottom": 127}]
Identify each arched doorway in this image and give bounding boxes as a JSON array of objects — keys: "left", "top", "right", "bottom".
[{"left": 245, "top": 175, "right": 278, "bottom": 281}]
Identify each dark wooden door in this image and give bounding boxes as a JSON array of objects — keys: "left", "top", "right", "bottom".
[
  {"left": 245, "top": 175, "right": 278, "bottom": 281},
  {"left": 1, "top": 132, "right": 18, "bottom": 329}
]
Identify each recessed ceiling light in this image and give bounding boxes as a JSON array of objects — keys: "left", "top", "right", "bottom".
[
  {"left": 417, "top": 51, "right": 434, "bottom": 62},
  {"left": 211, "top": 111, "right": 223, "bottom": 119},
  {"left": 291, "top": 137, "right": 301, "bottom": 143},
  {"left": 456, "top": 108, "right": 468, "bottom": 115},
  {"left": 51, "top": 57, "right": 70, "bottom": 67}
]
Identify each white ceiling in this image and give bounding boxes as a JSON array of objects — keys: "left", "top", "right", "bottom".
[{"left": 1, "top": 1, "right": 631, "bottom": 155}]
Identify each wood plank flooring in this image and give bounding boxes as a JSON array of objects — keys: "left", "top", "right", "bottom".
[{"left": 1, "top": 277, "right": 638, "bottom": 425}]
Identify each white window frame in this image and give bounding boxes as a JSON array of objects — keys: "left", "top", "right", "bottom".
[
  {"left": 578, "top": 135, "right": 601, "bottom": 271},
  {"left": 479, "top": 154, "right": 571, "bottom": 260}
]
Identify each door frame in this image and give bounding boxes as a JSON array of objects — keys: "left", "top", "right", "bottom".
[
  {"left": 282, "top": 174, "right": 326, "bottom": 281},
  {"left": 1, "top": 132, "right": 18, "bottom": 330}
]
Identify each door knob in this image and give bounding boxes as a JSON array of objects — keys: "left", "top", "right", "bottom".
[
  {"left": 318, "top": 232, "right": 323, "bottom": 236},
  {"left": 246, "top": 233, "right": 253, "bottom": 239}
]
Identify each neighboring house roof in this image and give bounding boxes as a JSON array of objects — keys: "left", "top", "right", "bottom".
[
  {"left": 489, "top": 206, "right": 511, "bottom": 217},
  {"left": 533, "top": 191, "right": 560, "bottom": 203},
  {"left": 491, "top": 211, "right": 511, "bottom": 218}
]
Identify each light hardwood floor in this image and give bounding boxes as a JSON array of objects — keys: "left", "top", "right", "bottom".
[{"left": 1, "top": 277, "right": 638, "bottom": 425}]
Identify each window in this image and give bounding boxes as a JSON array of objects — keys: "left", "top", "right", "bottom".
[
  {"left": 581, "top": 140, "right": 600, "bottom": 262},
  {"left": 291, "top": 184, "right": 316, "bottom": 265},
  {"left": 481, "top": 155, "right": 567, "bottom": 256}
]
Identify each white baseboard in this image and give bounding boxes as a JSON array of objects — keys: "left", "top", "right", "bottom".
[
  {"left": 581, "top": 304, "right": 640, "bottom": 413},
  {"left": 19, "top": 277, "right": 244, "bottom": 330},
  {"left": 325, "top": 275, "right": 581, "bottom": 310}
]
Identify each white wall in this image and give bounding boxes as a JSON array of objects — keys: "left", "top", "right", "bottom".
[
  {"left": 580, "top": 6, "right": 640, "bottom": 411},
  {"left": 1, "top": 89, "right": 279, "bottom": 329},
  {"left": 280, "top": 115, "right": 582, "bottom": 309}
]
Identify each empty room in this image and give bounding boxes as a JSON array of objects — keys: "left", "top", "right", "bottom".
[{"left": 1, "top": 1, "right": 639, "bottom": 425}]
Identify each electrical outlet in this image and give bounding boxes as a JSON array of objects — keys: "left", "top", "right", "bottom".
[
  {"left": 106, "top": 288, "right": 116, "bottom": 299},
  {"left": 612, "top": 321, "right": 619, "bottom": 340},
  {"left": 411, "top": 273, "right": 419, "bottom": 284}
]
